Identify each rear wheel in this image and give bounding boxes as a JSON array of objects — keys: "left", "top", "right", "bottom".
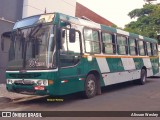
[
  {"left": 84, "top": 74, "right": 97, "bottom": 99},
  {"left": 137, "top": 69, "right": 147, "bottom": 85}
]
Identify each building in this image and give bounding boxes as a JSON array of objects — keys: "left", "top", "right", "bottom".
[
  {"left": 0, "top": 0, "right": 114, "bottom": 83},
  {"left": 22, "top": 0, "right": 76, "bottom": 18},
  {"left": 76, "top": 2, "right": 113, "bottom": 27},
  {"left": 0, "top": 0, "right": 23, "bottom": 83}
]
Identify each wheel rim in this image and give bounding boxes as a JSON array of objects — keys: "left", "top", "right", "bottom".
[
  {"left": 87, "top": 79, "right": 96, "bottom": 96},
  {"left": 142, "top": 73, "right": 146, "bottom": 82}
]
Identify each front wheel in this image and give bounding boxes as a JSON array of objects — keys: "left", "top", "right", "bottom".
[{"left": 83, "top": 74, "right": 97, "bottom": 99}]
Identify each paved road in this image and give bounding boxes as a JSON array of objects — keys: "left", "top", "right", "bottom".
[{"left": 0, "top": 78, "right": 160, "bottom": 119}]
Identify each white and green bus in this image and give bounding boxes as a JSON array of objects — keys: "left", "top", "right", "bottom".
[
  {"left": 154, "top": 45, "right": 160, "bottom": 76},
  {"left": 1, "top": 13, "right": 159, "bottom": 98}
]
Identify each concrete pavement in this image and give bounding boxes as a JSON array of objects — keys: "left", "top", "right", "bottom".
[{"left": 0, "top": 84, "right": 32, "bottom": 103}]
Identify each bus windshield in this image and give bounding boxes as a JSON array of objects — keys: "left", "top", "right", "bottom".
[
  {"left": 13, "top": 14, "right": 54, "bottom": 29},
  {"left": 5, "top": 24, "right": 56, "bottom": 70}
]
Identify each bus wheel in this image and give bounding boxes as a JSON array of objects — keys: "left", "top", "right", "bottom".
[
  {"left": 84, "top": 74, "right": 97, "bottom": 99},
  {"left": 138, "top": 69, "right": 147, "bottom": 85}
]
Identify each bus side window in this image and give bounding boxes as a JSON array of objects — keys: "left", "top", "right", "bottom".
[
  {"left": 146, "top": 42, "right": 152, "bottom": 56},
  {"left": 151, "top": 43, "right": 158, "bottom": 56},
  {"left": 117, "top": 35, "right": 128, "bottom": 55},
  {"left": 60, "top": 28, "right": 81, "bottom": 67},
  {"left": 84, "top": 28, "right": 100, "bottom": 54},
  {"left": 129, "top": 38, "right": 137, "bottom": 55},
  {"left": 138, "top": 40, "right": 145, "bottom": 56},
  {"left": 143, "top": 41, "right": 147, "bottom": 55},
  {"left": 102, "top": 32, "right": 116, "bottom": 54}
]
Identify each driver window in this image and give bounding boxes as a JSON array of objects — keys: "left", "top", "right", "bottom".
[{"left": 60, "top": 29, "right": 81, "bottom": 67}]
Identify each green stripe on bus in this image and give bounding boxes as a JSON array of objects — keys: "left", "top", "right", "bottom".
[
  {"left": 107, "top": 58, "right": 124, "bottom": 72},
  {"left": 133, "top": 58, "right": 144, "bottom": 70}
]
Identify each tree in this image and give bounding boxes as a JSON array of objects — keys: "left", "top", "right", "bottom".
[
  {"left": 144, "top": 0, "right": 157, "bottom": 4},
  {"left": 124, "top": 4, "right": 160, "bottom": 43}
]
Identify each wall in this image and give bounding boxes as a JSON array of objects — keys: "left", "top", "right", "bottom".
[
  {"left": 0, "top": 0, "right": 24, "bottom": 83},
  {"left": 23, "top": 0, "right": 76, "bottom": 18}
]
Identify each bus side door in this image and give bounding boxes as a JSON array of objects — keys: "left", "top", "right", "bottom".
[{"left": 58, "top": 29, "right": 84, "bottom": 95}]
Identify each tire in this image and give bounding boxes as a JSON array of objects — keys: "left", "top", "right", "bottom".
[
  {"left": 137, "top": 69, "right": 147, "bottom": 85},
  {"left": 83, "top": 74, "right": 97, "bottom": 99}
]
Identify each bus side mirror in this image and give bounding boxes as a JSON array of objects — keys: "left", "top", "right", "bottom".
[
  {"left": 69, "top": 28, "right": 75, "bottom": 43},
  {"left": 1, "top": 31, "right": 12, "bottom": 51}
]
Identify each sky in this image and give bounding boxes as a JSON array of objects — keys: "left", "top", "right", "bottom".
[{"left": 76, "top": 0, "right": 160, "bottom": 28}]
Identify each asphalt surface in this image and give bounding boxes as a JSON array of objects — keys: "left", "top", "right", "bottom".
[
  {"left": 0, "top": 77, "right": 160, "bottom": 120},
  {"left": 0, "top": 84, "right": 32, "bottom": 101}
]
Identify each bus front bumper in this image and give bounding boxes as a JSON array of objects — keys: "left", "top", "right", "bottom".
[
  {"left": 6, "top": 84, "right": 51, "bottom": 95},
  {"left": 6, "top": 78, "right": 54, "bottom": 95}
]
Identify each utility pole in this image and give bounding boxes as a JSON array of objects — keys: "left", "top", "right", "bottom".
[{"left": 44, "top": 8, "right": 47, "bottom": 13}]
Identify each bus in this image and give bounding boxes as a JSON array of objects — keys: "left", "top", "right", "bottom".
[
  {"left": 1, "top": 12, "right": 159, "bottom": 98},
  {"left": 154, "top": 45, "right": 160, "bottom": 76}
]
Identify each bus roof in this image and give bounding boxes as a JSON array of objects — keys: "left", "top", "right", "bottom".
[
  {"left": 56, "top": 12, "right": 158, "bottom": 43},
  {"left": 15, "top": 12, "right": 158, "bottom": 43}
]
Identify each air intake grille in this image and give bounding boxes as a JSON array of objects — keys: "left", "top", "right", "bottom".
[{"left": 9, "top": 73, "right": 41, "bottom": 78}]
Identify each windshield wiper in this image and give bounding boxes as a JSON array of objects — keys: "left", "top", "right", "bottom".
[
  {"left": 23, "top": 23, "right": 42, "bottom": 68},
  {"left": 26, "top": 23, "right": 42, "bottom": 41}
]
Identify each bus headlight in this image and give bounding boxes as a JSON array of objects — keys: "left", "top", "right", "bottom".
[
  {"left": 37, "top": 80, "right": 43, "bottom": 86},
  {"left": 43, "top": 80, "right": 48, "bottom": 86},
  {"left": 7, "top": 79, "right": 13, "bottom": 84},
  {"left": 37, "top": 80, "right": 48, "bottom": 86}
]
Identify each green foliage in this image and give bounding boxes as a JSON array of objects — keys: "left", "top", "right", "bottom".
[
  {"left": 111, "top": 24, "right": 118, "bottom": 28},
  {"left": 112, "top": 24, "right": 123, "bottom": 30},
  {"left": 124, "top": 4, "right": 160, "bottom": 43}
]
